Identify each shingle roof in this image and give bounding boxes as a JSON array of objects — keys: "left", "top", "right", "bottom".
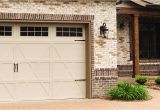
[
  {"left": 117, "top": 0, "right": 160, "bottom": 9},
  {"left": 144, "top": 0, "right": 160, "bottom": 5}
]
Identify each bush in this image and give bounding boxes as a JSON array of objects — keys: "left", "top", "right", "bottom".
[
  {"left": 155, "top": 77, "right": 160, "bottom": 85},
  {"left": 136, "top": 76, "right": 148, "bottom": 85},
  {"left": 107, "top": 82, "right": 149, "bottom": 100}
]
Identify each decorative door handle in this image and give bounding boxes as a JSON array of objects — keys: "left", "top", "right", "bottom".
[
  {"left": 16, "top": 64, "right": 18, "bottom": 72},
  {"left": 14, "top": 63, "right": 18, "bottom": 72},
  {"left": 14, "top": 63, "right": 16, "bottom": 72}
]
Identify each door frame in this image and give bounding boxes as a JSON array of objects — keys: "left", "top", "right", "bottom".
[{"left": 0, "top": 13, "right": 94, "bottom": 98}]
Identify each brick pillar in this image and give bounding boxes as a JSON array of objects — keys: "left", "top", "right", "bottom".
[{"left": 92, "top": 68, "right": 118, "bottom": 98}]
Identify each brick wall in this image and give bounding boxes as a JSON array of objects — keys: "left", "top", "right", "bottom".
[
  {"left": 93, "top": 69, "right": 118, "bottom": 98},
  {"left": 118, "top": 63, "right": 160, "bottom": 77},
  {"left": 0, "top": 0, "right": 117, "bottom": 98}
]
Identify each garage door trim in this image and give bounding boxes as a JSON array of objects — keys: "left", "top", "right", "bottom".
[{"left": 0, "top": 13, "right": 94, "bottom": 99}]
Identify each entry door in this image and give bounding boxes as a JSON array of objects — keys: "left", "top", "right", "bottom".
[{"left": 0, "top": 44, "right": 15, "bottom": 101}]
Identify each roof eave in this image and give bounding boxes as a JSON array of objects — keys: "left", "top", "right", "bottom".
[{"left": 146, "top": 4, "right": 160, "bottom": 9}]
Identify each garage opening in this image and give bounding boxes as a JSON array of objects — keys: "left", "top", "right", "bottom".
[{"left": 0, "top": 23, "right": 87, "bottom": 101}]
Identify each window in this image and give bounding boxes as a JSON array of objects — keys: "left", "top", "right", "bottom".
[
  {"left": 139, "top": 17, "right": 160, "bottom": 59},
  {"left": 56, "top": 27, "right": 83, "bottom": 37},
  {"left": 0, "top": 26, "right": 12, "bottom": 36},
  {"left": 20, "top": 26, "right": 48, "bottom": 36}
]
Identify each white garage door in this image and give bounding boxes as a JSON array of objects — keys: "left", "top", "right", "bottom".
[{"left": 0, "top": 23, "right": 86, "bottom": 101}]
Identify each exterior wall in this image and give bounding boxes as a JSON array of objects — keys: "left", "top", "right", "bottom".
[
  {"left": 0, "top": 0, "right": 117, "bottom": 98},
  {"left": 117, "top": 14, "right": 133, "bottom": 76},
  {"left": 117, "top": 14, "right": 132, "bottom": 66}
]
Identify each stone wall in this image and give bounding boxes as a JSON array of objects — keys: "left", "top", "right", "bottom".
[{"left": 0, "top": 0, "right": 117, "bottom": 98}]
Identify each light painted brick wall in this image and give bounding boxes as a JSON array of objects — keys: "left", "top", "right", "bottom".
[
  {"left": 0, "top": 0, "right": 117, "bottom": 69},
  {"left": 117, "top": 15, "right": 132, "bottom": 65}
]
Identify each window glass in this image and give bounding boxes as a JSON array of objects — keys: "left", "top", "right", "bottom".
[
  {"left": 57, "top": 27, "right": 62, "bottom": 31},
  {"left": 21, "top": 27, "right": 27, "bottom": 31},
  {"left": 0, "top": 26, "right": 12, "bottom": 36},
  {"left": 56, "top": 27, "right": 83, "bottom": 37},
  {"left": 63, "top": 32, "right": 69, "bottom": 36},
  {"left": 28, "top": 32, "right": 34, "bottom": 36},
  {"left": 77, "top": 33, "right": 82, "bottom": 37},
  {"left": 5, "top": 26, "right": 12, "bottom": 31},
  {"left": 63, "top": 27, "right": 69, "bottom": 31},
  {"left": 70, "top": 28, "right": 76, "bottom": 32},
  {"left": 56, "top": 32, "right": 62, "bottom": 36},
  {"left": 20, "top": 26, "right": 48, "bottom": 37},
  {"left": 0, "top": 32, "right": 4, "bottom": 36},
  {"left": 42, "top": 32, "right": 48, "bottom": 36},
  {"left": 5, "top": 32, "right": 12, "bottom": 36},
  {"left": 35, "top": 32, "right": 41, "bottom": 36},
  {"left": 77, "top": 28, "right": 82, "bottom": 32},
  {"left": 42, "top": 27, "right": 48, "bottom": 31},
  {"left": 0, "top": 26, "right": 4, "bottom": 31},
  {"left": 21, "top": 32, "right": 27, "bottom": 36},
  {"left": 70, "top": 32, "right": 76, "bottom": 36},
  {"left": 35, "top": 27, "right": 41, "bottom": 31}
]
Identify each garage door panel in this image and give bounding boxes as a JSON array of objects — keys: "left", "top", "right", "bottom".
[
  {"left": 0, "top": 44, "right": 14, "bottom": 60},
  {"left": 53, "top": 63, "right": 74, "bottom": 79},
  {"left": 18, "top": 63, "right": 50, "bottom": 80},
  {"left": 30, "top": 63, "right": 50, "bottom": 80},
  {"left": 18, "top": 63, "right": 34, "bottom": 80},
  {"left": 16, "top": 83, "right": 50, "bottom": 100},
  {"left": 53, "top": 43, "right": 85, "bottom": 60},
  {"left": 16, "top": 44, "right": 50, "bottom": 59},
  {"left": 53, "top": 62, "right": 85, "bottom": 79},
  {"left": 0, "top": 43, "right": 15, "bottom": 101},
  {"left": 0, "top": 83, "right": 15, "bottom": 101},
  {"left": 52, "top": 81, "right": 86, "bottom": 99},
  {"left": 0, "top": 64, "right": 14, "bottom": 81},
  {"left": 67, "top": 63, "right": 86, "bottom": 78}
]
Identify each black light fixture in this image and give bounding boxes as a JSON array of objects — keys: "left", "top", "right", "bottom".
[{"left": 100, "top": 23, "right": 109, "bottom": 38}]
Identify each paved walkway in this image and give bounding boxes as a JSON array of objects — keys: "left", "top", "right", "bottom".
[{"left": 0, "top": 89, "right": 159, "bottom": 110}]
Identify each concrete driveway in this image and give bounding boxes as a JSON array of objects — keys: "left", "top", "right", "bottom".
[{"left": 0, "top": 89, "right": 159, "bottom": 110}]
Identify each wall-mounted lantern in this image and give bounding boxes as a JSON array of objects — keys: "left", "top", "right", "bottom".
[{"left": 100, "top": 23, "right": 109, "bottom": 38}]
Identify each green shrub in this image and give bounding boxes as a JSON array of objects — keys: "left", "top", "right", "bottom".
[
  {"left": 155, "top": 77, "right": 160, "bottom": 85},
  {"left": 107, "top": 82, "right": 149, "bottom": 100},
  {"left": 136, "top": 76, "right": 148, "bottom": 85}
]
